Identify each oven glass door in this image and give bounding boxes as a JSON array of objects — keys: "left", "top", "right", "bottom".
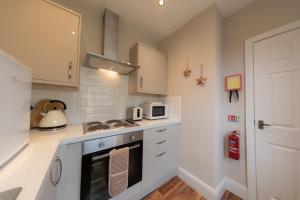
[
  {"left": 152, "top": 106, "right": 166, "bottom": 117},
  {"left": 81, "top": 141, "right": 143, "bottom": 200}
]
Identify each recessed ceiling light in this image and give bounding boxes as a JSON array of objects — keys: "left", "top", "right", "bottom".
[{"left": 157, "top": 0, "right": 165, "bottom": 7}]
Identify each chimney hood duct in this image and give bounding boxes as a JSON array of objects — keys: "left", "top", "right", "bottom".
[{"left": 84, "top": 9, "right": 139, "bottom": 74}]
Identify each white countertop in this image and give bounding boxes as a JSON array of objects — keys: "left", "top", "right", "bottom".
[{"left": 0, "top": 118, "right": 180, "bottom": 200}]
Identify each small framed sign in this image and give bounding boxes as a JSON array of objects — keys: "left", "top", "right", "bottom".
[{"left": 225, "top": 74, "right": 242, "bottom": 91}]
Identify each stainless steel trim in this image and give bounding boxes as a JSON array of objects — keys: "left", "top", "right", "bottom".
[
  {"left": 91, "top": 162, "right": 104, "bottom": 167},
  {"left": 90, "top": 177, "right": 104, "bottom": 184},
  {"left": 82, "top": 130, "right": 143, "bottom": 155},
  {"left": 156, "top": 151, "right": 167, "bottom": 158},
  {"left": 50, "top": 157, "right": 62, "bottom": 186},
  {"left": 157, "top": 128, "right": 167, "bottom": 133},
  {"left": 83, "top": 9, "right": 140, "bottom": 74},
  {"left": 156, "top": 140, "right": 167, "bottom": 145},
  {"left": 91, "top": 144, "right": 140, "bottom": 161}
]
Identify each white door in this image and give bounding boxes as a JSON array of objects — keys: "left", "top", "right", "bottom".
[{"left": 254, "top": 28, "right": 300, "bottom": 200}]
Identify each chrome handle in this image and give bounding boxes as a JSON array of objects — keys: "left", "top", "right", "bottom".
[
  {"left": 156, "top": 140, "right": 167, "bottom": 145},
  {"left": 50, "top": 158, "right": 62, "bottom": 187},
  {"left": 68, "top": 61, "right": 73, "bottom": 79},
  {"left": 156, "top": 151, "right": 167, "bottom": 158},
  {"left": 140, "top": 76, "right": 143, "bottom": 88},
  {"left": 157, "top": 128, "right": 167, "bottom": 133},
  {"left": 258, "top": 120, "right": 272, "bottom": 130}
]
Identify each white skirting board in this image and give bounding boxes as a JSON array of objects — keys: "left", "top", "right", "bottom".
[{"left": 177, "top": 167, "right": 248, "bottom": 200}]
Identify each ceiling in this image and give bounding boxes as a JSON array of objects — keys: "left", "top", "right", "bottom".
[{"left": 62, "top": 0, "right": 254, "bottom": 42}]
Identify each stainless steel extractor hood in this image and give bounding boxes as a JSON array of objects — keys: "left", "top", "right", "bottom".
[{"left": 84, "top": 9, "right": 139, "bottom": 75}]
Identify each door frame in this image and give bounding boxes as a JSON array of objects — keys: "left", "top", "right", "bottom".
[{"left": 245, "top": 19, "right": 300, "bottom": 200}]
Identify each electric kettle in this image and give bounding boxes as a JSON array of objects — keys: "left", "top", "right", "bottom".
[{"left": 39, "top": 100, "right": 68, "bottom": 130}]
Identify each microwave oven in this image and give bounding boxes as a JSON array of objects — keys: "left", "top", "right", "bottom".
[{"left": 141, "top": 102, "right": 168, "bottom": 120}]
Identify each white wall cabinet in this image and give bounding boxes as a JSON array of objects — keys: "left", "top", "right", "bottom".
[
  {"left": 0, "top": 0, "right": 81, "bottom": 87},
  {"left": 129, "top": 42, "right": 167, "bottom": 95},
  {"left": 142, "top": 124, "right": 180, "bottom": 190}
]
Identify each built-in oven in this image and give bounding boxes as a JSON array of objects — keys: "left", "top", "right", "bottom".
[{"left": 81, "top": 131, "right": 143, "bottom": 200}]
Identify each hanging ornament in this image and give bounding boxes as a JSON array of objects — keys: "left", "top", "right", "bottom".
[
  {"left": 196, "top": 64, "right": 207, "bottom": 85},
  {"left": 183, "top": 57, "right": 192, "bottom": 77}
]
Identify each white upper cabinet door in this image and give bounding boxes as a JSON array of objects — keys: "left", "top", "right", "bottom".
[
  {"left": 129, "top": 42, "right": 167, "bottom": 95},
  {"left": 254, "top": 28, "right": 300, "bottom": 200},
  {"left": 0, "top": 0, "right": 81, "bottom": 87}
]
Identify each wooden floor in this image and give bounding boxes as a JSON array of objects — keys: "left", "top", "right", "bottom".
[{"left": 143, "top": 177, "right": 242, "bottom": 200}]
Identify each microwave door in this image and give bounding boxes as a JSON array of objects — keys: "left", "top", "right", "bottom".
[{"left": 152, "top": 106, "right": 165, "bottom": 117}]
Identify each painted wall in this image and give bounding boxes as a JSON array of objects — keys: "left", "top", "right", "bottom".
[
  {"left": 222, "top": 0, "right": 300, "bottom": 186},
  {"left": 32, "top": 68, "right": 158, "bottom": 124},
  {"left": 160, "top": 4, "right": 223, "bottom": 187}
]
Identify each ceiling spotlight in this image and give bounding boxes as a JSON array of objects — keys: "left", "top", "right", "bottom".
[{"left": 157, "top": 0, "right": 165, "bottom": 6}]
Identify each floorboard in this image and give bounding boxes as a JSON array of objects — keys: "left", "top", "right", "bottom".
[{"left": 143, "top": 177, "right": 242, "bottom": 200}]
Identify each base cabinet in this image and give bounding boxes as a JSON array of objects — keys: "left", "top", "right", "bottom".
[
  {"left": 142, "top": 124, "right": 180, "bottom": 191},
  {"left": 36, "top": 147, "right": 64, "bottom": 200},
  {"left": 37, "top": 142, "right": 82, "bottom": 200},
  {"left": 38, "top": 124, "right": 179, "bottom": 200},
  {"left": 60, "top": 143, "right": 82, "bottom": 200}
]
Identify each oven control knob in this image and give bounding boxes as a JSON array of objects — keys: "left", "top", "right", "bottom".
[
  {"left": 98, "top": 142, "right": 105, "bottom": 148},
  {"left": 131, "top": 136, "right": 136, "bottom": 140}
]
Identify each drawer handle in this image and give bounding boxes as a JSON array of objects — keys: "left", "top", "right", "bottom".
[
  {"left": 157, "top": 128, "right": 167, "bottom": 133},
  {"left": 156, "top": 140, "right": 167, "bottom": 145},
  {"left": 156, "top": 151, "right": 167, "bottom": 158}
]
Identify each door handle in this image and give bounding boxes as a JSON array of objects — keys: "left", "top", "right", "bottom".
[{"left": 258, "top": 120, "right": 272, "bottom": 130}]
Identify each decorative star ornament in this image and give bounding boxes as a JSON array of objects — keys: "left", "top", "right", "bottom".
[
  {"left": 183, "top": 56, "right": 192, "bottom": 77},
  {"left": 183, "top": 67, "right": 192, "bottom": 77},
  {"left": 196, "top": 75, "right": 207, "bottom": 85},
  {"left": 196, "top": 64, "right": 207, "bottom": 85}
]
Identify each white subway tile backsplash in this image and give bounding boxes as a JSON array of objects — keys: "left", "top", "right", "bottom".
[{"left": 31, "top": 67, "right": 159, "bottom": 124}]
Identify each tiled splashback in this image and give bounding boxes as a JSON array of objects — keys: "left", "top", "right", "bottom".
[{"left": 31, "top": 67, "right": 160, "bottom": 124}]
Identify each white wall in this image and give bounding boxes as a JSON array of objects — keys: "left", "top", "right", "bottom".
[
  {"left": 160, "top": 4, "right": 223, "bottom": 188},
  {"left": 222, "top": 0, "right": 300, "bottom": 186},
  {"left": 29, "top": 0, "right": 161, "bottom": 124},
  {"left": 32, "top": 68, "right": 158, "bottom": 124}
]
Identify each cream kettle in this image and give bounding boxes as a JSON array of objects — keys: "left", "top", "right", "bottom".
[{"left": 39, "top": 100, "right": 68, "bottom": 130}]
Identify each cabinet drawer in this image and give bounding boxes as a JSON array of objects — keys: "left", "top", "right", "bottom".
[{"left": 144, "top": 126, "right": 169, "bottom": 142}]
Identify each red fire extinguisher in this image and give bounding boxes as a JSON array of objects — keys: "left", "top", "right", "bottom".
[{"left": 228, "top": 131, "right": 240, "bottom": 160}]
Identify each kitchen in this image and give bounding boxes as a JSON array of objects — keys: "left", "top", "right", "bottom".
[{"left": 1, "top": 0, "right": 300, "bottom": 200}]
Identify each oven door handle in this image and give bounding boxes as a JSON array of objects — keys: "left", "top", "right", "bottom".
[{"left": 92, "top": 144, "right": 141, "bottom": 162}]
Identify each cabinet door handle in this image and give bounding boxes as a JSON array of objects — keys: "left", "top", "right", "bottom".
[
  {"left": 156, "top": 151, "right": 167, "bottom": 158},
  {"left": 50, "top": 157, "right": 62, "bottom": 187},
  {"left": 68, "top": 61, "right": 73, "bottom": 79},
  {"left": 157, "top": 128, "right": 167, "bottom": 133},
  {"left": 156, "top": 140, "right": 167, "bottom": 145},
  {"left": 140, "top": 76, "right": 143, "bottom": 88}
]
